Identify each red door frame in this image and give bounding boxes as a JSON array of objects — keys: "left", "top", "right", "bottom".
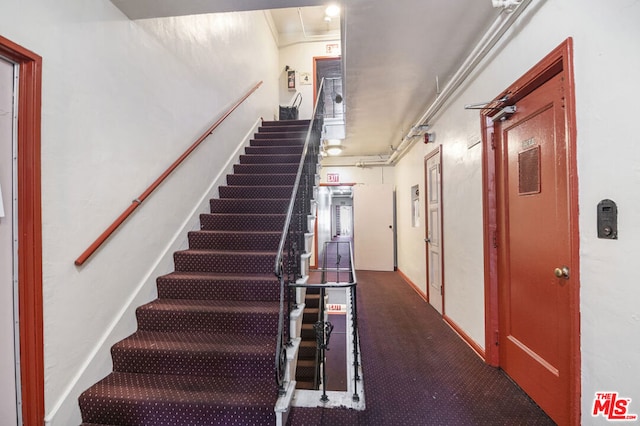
[
  {"left": 481, "top": 38, "right": 580, "bottom": 424},
  {"left": 0, "top": 36, "right": 44, "bottom": 426}
]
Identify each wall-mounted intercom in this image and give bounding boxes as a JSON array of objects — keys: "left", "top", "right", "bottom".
[{"left": 597, "top": 199, "right": 617, "bottom": 239}]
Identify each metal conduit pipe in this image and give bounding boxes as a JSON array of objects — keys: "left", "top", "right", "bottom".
[{"left": 355, "top": 0, "right": 533, "bottom": 168}]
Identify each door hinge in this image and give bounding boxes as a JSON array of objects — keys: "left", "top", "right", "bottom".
[
  {"left": 495, "top": 330, "right": 500, "bottom": 346},
  {"left": 490, "top": 132, "right": 496, "bottom": 150},
  {"left": 492, "top": 230, "right": 498, "bottom": 248}
]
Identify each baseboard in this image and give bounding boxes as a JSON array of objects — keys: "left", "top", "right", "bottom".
[
  {"left": 443, "top": 314, "right": 486, "bottom": 360},
  {"left": 44, "top": 118, "right": 263, "bottom": 426},
  {"left": 396, "top": 269, "right": 485, "bottom": 361},
  {"left": 396, "top": 268, "right": 428, "bottom": 302}
]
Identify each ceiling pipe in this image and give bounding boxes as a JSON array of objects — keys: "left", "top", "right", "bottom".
[{"left": 354, "top": 0, "right": 533, "bottom": 168}]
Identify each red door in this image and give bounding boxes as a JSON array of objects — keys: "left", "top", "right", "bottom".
[{"left": 496, "top": 72, "right": 573, "bottom": 425}]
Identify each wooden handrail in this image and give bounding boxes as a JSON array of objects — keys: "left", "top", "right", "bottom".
[{"left": 75, "top": 81, "right": 263, "bottom": 266}]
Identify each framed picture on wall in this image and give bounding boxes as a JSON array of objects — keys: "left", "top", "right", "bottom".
[{"left": 287, "top": 70, "right": 295, "bottom": 89}]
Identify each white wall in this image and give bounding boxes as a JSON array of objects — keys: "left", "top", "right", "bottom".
[
  {"left": 279, "top": 40, "right": 340, "bottom": 120},
  {"left": 0, "top": 2, "right": 279, "bottom": 425},
  {"left": 394, "top": 0, "right": 640, "bottom": 422}
]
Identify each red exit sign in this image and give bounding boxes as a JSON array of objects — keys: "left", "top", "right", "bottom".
[{"left": 327, "top": 173, "right": 340, "bottom": 183}]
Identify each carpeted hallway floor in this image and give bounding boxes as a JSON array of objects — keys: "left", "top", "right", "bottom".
[{"left": 287, "top": 270, "right": 556, "bottom": 425}]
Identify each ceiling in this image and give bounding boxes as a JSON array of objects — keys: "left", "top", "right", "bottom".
[{"left": 111, "top": 0, "right": 501, "bottom": 160}]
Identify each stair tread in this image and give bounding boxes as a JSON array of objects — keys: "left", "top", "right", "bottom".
[
  {"left": 295, "top": 381, "right": 316, "bottom": 390},
  {"left": 201, "top": 212, "right": 287, "bottom": 217},
  {"left": 177, "top": 249, "right": 277, "bottom": 256},
  {"left": 161, "top": 271, "right": 278, "bottom": 281},
  {"left": 234, "top": 163, "right": 300, "bottom": 167},
  {"left": 81, "top": 371, "right": 277, "bottom": 406},
  {"left": 189, "top": 230, "right": 282, "bottom": 236},
  {"left": 139, "top": 298, "right": 279, "bottom": 313},
  {"left": 296, "top": 359, "right": 316, "bottom": 367},
  {"left": 114, "top": 330, "right": 275, "bottom": 355}
]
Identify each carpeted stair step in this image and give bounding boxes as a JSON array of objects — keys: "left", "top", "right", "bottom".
[
  {"left": 253, "top": 131, "right": 306, "bottom": 140},
  {"left": 304, "top": 292, "right": 321, "bottom": 309},
  {"left": 295, "top": 380, "right": 316, "bottom": 390},
  {"left": 262, "top": 119, "right": 310, "bottom": 127},
  {"left": 245, "top": 145, "right": 304, "bottom": 155},
  {"left": 157, "top": 272, "right": 280, "bottom": 301},
  {"left": 174, "top": 250, "right": 276, "bottom": 274},
  {"left": 295, "top": 359, "right": 317, "bottom": 381},
  {"left": 250, "top": 138, "right": 305, "bottom": 147},
  {"left": 303, "top": 307, "right": 320, "bottom": 323},
  {"left": 80, "top": 424, "right": 117, "bottom": 426},
  {"left": 219, "top": 185, "right": 294, "bottom": 199},
  {"left": 298, "top": 339, "right": 317, "bottom": 359},
  {"left": 199, "top": 213, "right": 285, "bottom": 231},
  {"left": 258, "top": 124, "right": 308, "bottom": 133},
  {"left": 188, "top": 230, "right": 281, "bottom": 251},
  {"left": 79, "top": 372, "right": 278, "bottom": 425},
  {"left": 300, "top": 323, "right": 316, "bottom": 340},
  {"left": 226, "top": 173, "right": 297, "bottom": 186},
  {"left": 136, "top": 299, "right": 279, "bottom": 335},
  {"left": 239, "top": 153, "right": 301, "bottom": 164},
  {"left": 233, "top": 163, "right": 300, "bottom": 175},
  {"left": 111, "top": 330, "right": 275, "bottom": 378},
  {"left": 210, "top": 198, "right": 290, "bottom": 214}
]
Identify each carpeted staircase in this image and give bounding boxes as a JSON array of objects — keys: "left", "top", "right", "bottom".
[{"left": 79, "top": 119, "right": 311, "bottom": 425}]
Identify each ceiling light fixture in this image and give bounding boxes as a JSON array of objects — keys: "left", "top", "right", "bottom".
[
  {"left": 326, "top": 146, "right": 343, "bottom": 156},
  {"left": 325, "top": 139, "right": 342, "bottom": 146},
  {"left": 325, "top": 4, "right": 340, "bottom": 17}
]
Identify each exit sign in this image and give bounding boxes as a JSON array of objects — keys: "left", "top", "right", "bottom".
[{"left": 327, "top": 173, "right": 340, "bottom": 183}]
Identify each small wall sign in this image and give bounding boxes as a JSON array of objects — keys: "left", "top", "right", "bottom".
[
  {"left": 299, "top": 72, "right": 311, "bottom": 85},
  {"left": 327, "top": 173, "right": 340, "bottom": 183}
]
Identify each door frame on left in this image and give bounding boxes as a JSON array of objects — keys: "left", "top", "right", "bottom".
[
  {"left": 0, "top": 35, "right": 43, "bottom": 426},
  {"left": 480, "top": 38, "right": 580, "bottom": 423}
]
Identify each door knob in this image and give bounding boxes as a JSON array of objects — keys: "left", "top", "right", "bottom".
[
  {"left": 425, "top": 238, "right": 431, "bottom": 243},
  {"left": 554, "top": 266, "right": 570, "bottom": 279}
]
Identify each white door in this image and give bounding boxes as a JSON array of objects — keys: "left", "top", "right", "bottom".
[
  {"left": 353, "top": 184, "right": 394, "bottom": 271},
  {"left": 339, "top": 205, "right": 352, "bottom": 236},
  {"left": 425, "top": 149, "right": 443, "bottom": 314},
  {"left": 0, "top": 57, "right": 18, "bottom": 424}
]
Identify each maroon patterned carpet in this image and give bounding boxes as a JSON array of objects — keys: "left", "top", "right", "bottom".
[
  {"left": 286, "top": 270, "right": 556, "bottom": 426},
  {"left": 79, "top": 120, "right": 310, "bottom": 425}
]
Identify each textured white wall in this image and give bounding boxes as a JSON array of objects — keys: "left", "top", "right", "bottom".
[
  {"left": 0, "top": 2, "right": 279, "bottom": 425},
  {"left": 394, "top": 0, "right": 640, "bottom": 421}
]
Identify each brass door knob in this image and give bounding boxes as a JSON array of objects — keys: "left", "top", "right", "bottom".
[{"left": 554, "top": 266, "right": 570, "bottom": 279}]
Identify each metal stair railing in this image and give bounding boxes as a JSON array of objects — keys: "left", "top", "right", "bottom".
[
  {"left": 274, "top": 79, "right": 324, "bottom": 394},
  {"left": 294, "top": 240, "right": 360, "bottom": 403}
]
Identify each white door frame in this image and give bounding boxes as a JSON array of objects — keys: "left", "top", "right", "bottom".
[{"left": 424, "top": 146, "right": 444, "bottom": 314}]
